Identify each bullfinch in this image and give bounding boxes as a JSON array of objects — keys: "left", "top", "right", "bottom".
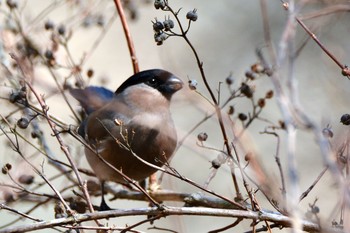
[{"left": 70, "top": 69, "right": 183, "bottom": 210}]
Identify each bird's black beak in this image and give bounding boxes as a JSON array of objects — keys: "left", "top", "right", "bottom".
[{"left": 167, "top": 76, "right": 183, "bottom": 93}]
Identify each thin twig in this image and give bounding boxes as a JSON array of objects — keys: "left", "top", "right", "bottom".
[{"left": 113, "top": 0, "right": 139, "bottom": 73}]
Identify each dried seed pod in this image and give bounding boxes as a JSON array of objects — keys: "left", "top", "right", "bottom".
[
  {"left": 197, "top": 132, "right": 208, "bottom": 142},
  {"left": 258, "top": 98, "right": 265, "bottom": 108},
  {"left": 340, "top": 114, "right": 350, "bottom": 125},
  {"left": 265, "top": 90, "right": 274, "bottom": 99},
  {"left": 228, "top": 105, "right": 235, "bottom": 115},
  {"left": 18, "top": 175, "right": 34, "bottom": 185},
  {"left": 238, "top": 113, "right": 247, "bottom": 121},
  {"left": 163, "top": 19, "right": 174, "bottom": 31},
  {"left": 44, "top": 20, "right": 55, "bottom": 30},
  {"left": 153, "top": 20, "right": 164, "bottom": 32},
  {"left": 186, "top": 9, "right": 198, "bottom": 21},
  {"left": 240, "top": 82, "right": 253, "bottom": 98},
  {"left": 188, "top": 79, "right": 198, "bottom": 90},
  {"left": 154, "top": 0, "right": 166, "bottom": 10},
  {"left": 17, "top": 117, "right": 29, "bottom": 129}
]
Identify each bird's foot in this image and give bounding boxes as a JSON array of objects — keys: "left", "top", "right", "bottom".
[{"left": 99, "top": 198, "right": 113, "bottom": 211}]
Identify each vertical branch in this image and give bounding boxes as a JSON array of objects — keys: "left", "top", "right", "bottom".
[{"left": 113, "top": 0, "right": 139, "bottom": 74}]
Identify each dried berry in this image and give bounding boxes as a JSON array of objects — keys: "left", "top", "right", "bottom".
[
  {"left": 9, "top": 92, "right": 20, "bottom": 103},
  {"left": 57, "top": 24, "right": 66, "bottom": 36},
  {"left": 2, "top": 163, "right": 12, "bottom": 174},
  {"left": 44, "top": 50, "right": 54, "bottom": 60},
  {"left": 17, "top": 117, "right": 29, "bottom": 129},
  {"left": 238, "top": 113, "right": 247, "bottom": 121},
  {"left": 258, "top": 98, "right": 265, "bottom": 108},
  {"left": 18, "top": 175, "right": 34, "bottom": 185},
  {"left": 197, "top": 132, "right": 208, "bottom": 142},
  {"left": 188, "top": 79, "right": 198, "bottom": 90},
  {"left": 153, "top": 20, "right": 164, "bottom": 32},
  {"left": 311, "top": 206, "right": 320, "bottom": 214},
  {"left": 244, "top": 152, "right": 252, "bottom": 161},
  {"left": 245, "top": 71, "right": 256, "bottom": 80},
  {"left": 240, "top": 83, "right": 253, "bottom": 98},
  {"left": 225, "top": 74, "right": 234, "bottom": 85},
  {"left": 44, "top": 20, "right": 54, "bottom": 30},
  {"left": 279, "top": 120, "right": 286, "bottom": 129},
  {"left": 186, "top": 9, "right": 198, "bottom": 21},
  {"left": 228, "top": 105, "right": 235, "bottom": 115},
  {"left": 163, "top": 19, "right": 174, "bottom": 31},
  {"left": 265, "top": 90, "right": 274, "bottom": 99},
  {"left": 251, "top": 63, "right": 264, "bottom": 73},
  {"left": 87, "top": 69, "right": 94, "bottom": 78},
  {"left": 340, "top": 114, "right": 350, "bottom": 125},
  {"left": 154, "top": 31, "right": 168, "bottom": 44},
  {"left": 154, "top": 0, "right": 166, "bottom": 10},
  {"left": 211, "top": 159, "right": 221, "bottom": 169}
]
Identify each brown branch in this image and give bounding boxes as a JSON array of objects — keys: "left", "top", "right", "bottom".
[
  {"left": 0, "top": 206, "right": 337, "bottom": 233},
  {"left": 113, "top": 0, "right": 139, "bottom": 74},
  {"left": 281, "top": 2, "right": 350, "bottom": 79}
]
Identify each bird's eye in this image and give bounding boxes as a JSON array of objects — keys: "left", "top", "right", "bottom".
[{"left": 147, "top": 78, "right": 159, "bottom": 87}]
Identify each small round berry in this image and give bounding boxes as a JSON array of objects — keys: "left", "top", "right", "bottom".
[
  {"left": 163, "top": 19, "right": 174, "bottom": 31},
  {"left": 258, "top": 98, "right": 265, "bottom": 108},
  {"left": 311, "top": 206, "right": 320, "bottom": 214},
  {"left": 154, "top": 0, "right": 166, "bottom": 10},
  {"left": 2, "top": 163, "right": 12, "bottom": 174},
  {"left": 188, "top": 79, "right": 198, "bottom": 90},
  {"left": 251, "top": 63, "right": 264, "bottom": 74},
  {"left": 245, "top": 71, "right": 256, "bottom": 80},
  {"left": 240, "top": 83, "right": 253, "bottom": 98},
  {"left": 154, "top": 32, "right": 168, "bottom": 44},
  {"left": 44, "top": 50, "right": 54, "bottom": 60},
  {"left": 186, "top": 9, "right": 198, "bottom": 21},
  {"left": 265, "top": 90, "right": 274, "bottom": 99},
  {"left": 340, "top": 114, "right": 350, "bottom": 125},
  {"left": 197, "top": 132, "right": 208, "bottom": 142},
  {"left": 279, "top": 120, "right": 286, "bottom": 129},
  {"left": 238, "top": 113, "right": 247, "bottom": 121},
  {"left": 17, "top": 117, "right": 29, "bottom": 129},
  {"left": 44, "top": 20, "right": 55, "bottom": 30},
  {"left": 228, "top": 105, "right": 235, "bottom": 115},
  {"left": 153, "top": 20, "right": 164, "bottom": 32},
  {"left": 87, "top": 69, "right": 94, "bottom": 78},
  {"left": 211, "top": 159, "right": 221, "bottom": 169},
  {"left": 244, "top": 152, "right": 252, "bottom": 161},
  {"left": 225, "top": 75, "right": 234, "bottom": 85},
  {"left": 18, "top": 175, "right": 34, "bottom": 185},
  {"left": 9, "top": 92, "right": 20, "bottom": 103},
  {"left": 57, "top": 24, "right": 66, "bottom": 36}
]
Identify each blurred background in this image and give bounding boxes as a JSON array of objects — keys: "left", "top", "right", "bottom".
[{"left": 1, "top": 0, "right": 350, "bottom": 232}]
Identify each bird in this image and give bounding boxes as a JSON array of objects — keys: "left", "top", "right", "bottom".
[{"left": 70, "top": 69, "right": 183, "bottom": 210}]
